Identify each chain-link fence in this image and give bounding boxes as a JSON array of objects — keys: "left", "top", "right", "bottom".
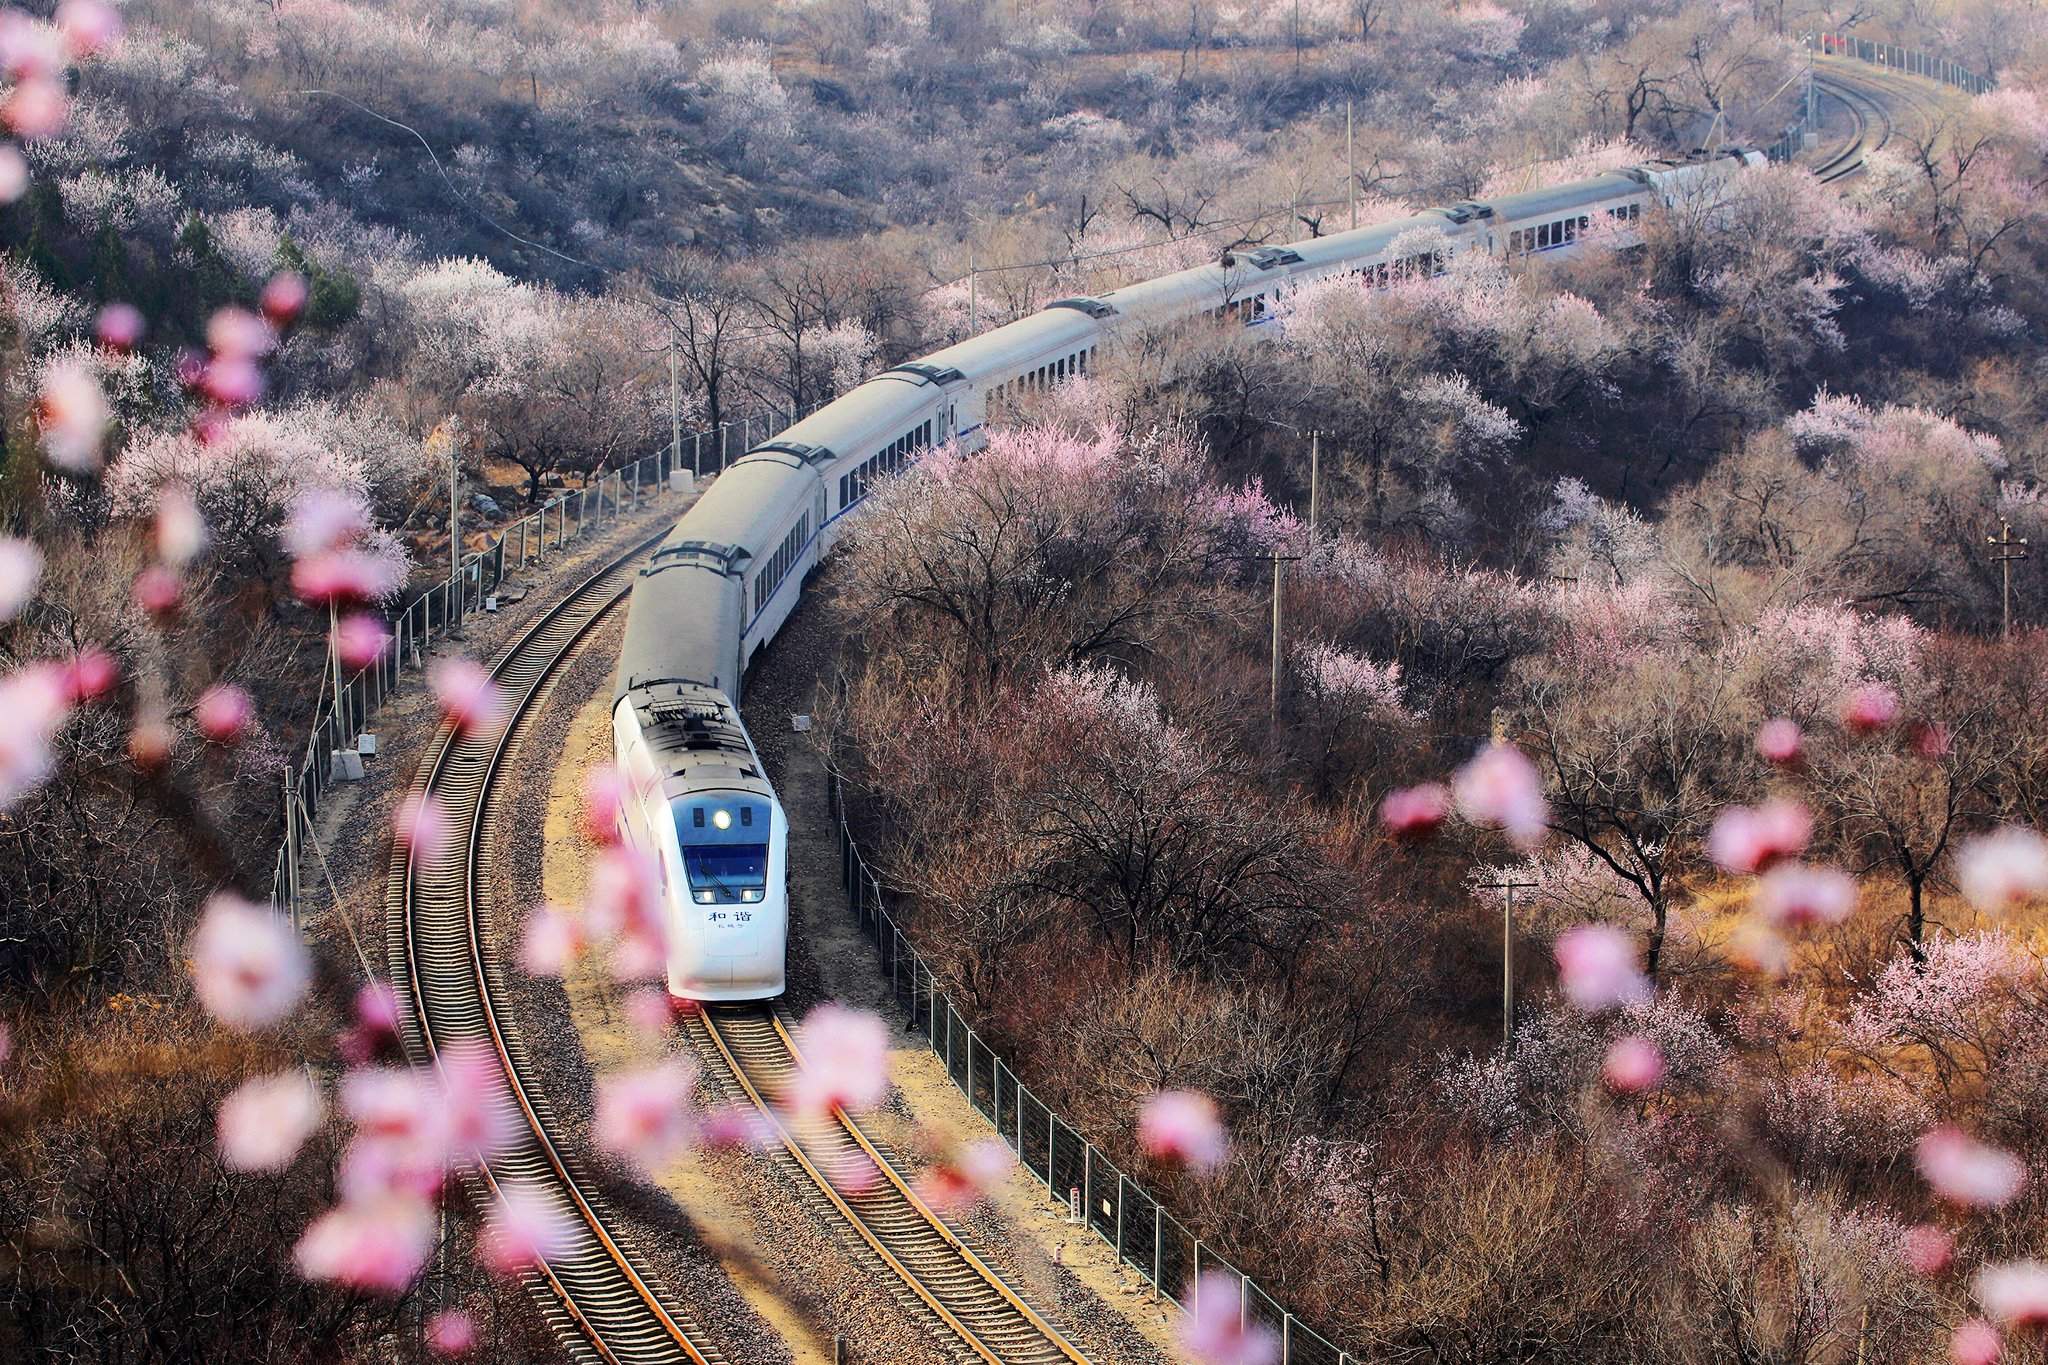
[
  {"left": 1764, "top": 32, "right": 1994, "bottom": 162},
  {"left": 827, "top": 770, "right": 1358, "bottom": 1365},
  {"left": 269, "top": 402, "right": 829, "bottom": 926}
]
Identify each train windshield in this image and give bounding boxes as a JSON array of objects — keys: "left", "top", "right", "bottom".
[{"left": 671, "top": 794, "right": 771, "bottom": 905}]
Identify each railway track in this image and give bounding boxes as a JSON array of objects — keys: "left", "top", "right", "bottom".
[
  {"left": 387, "top": 531, "right": 728, "bottom": 1365},
  {"left": 683, "top": 1006, "right": 1092, "bottom": 1365},
  {"left": 1808, "top": 53, "right": 1967, "bottom": 184},
  {"left": 1810, "top": 72, "right": 1892, "bottom": 182}
]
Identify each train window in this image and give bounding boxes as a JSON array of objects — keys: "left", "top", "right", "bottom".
[{"left": 1536, "top": 224, "right": 1549, "bottom": 248}]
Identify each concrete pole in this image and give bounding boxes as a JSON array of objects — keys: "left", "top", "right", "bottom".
[
  {"left": 328, "top": 600, "right": 346, "bottom": 749},
  {"left": 969, "top": 251, "right": 979, "bottom": 334},
  {"left": 1346, "top": 101, "right": 1356, "bottom": 231},
  {"left": 1270, "top": 555, "right": 1284, "bottom": 722},
  {"left": 1308, "top": 431, "right": 1320, "bottom": 539},
  {"left": 448, "top": 437, "right": 461, "bottom": 631},
  {"left": 669, "top": 325, "right": 683, "bottom": 479}
]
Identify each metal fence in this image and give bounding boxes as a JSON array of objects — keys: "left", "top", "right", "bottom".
[
  {"left": 1764, "top": 32, "right": 1994, "bottom": 162},
  {"left": 268, "top": 403, "right": 826, "bottom": 924},
  {"left": 825, "top": 770, "right": 1357, "bottom": 1365}
]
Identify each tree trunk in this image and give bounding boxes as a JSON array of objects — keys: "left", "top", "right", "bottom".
[
  {"left": 1645, "top": 897, "right": 1667, "bottom": 979},
  {"left": 1908, "top": 875, "right": 1927, "bottom": 965}
]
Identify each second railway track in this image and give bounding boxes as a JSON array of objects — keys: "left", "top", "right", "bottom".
[
  {"left": 388, "top": 530, "right": 727, "bottom": 1365},
  {"left": 685, "top": 1006, "right": 1092, "bottom": 1365}
]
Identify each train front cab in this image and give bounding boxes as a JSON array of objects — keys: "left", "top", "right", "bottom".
[{"left": 665, "top": 788, "right": 788, "bottom": 1002}]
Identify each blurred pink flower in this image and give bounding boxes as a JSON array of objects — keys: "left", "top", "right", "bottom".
[
  {"left": 218, "top": 1069, "right": 323, "bottom": 1172},
  {"left": 344, "top": 980, "right": 402, "bottom": 1063},
  {"left": 0, "top": 661, "right": 68, "bottom": 810},
  {"left": 294, "top": 1196, "right": 434, "bottom": 1293},
  {"left": 1955, "top": 828, "right": 2048, "bottom": 916},
  {"left": 189, "top": 894, "right": 310, "bottom": 1031},
  {"left": 206, "top": 306, "right": 276, "bottom": 360},
  {"left": 429, "top": 658, "right": 503, "bottom": 734},
  {"left": 127, "top": 714, "right": 170, "bottom": 772},
  {"left": 199, "top": 356, "right": 264, "bottom": 409},
  {"left": 0, "top": 14, "right": 60, "bottom": 80},
  {"left": 194, "top": 684, "right": 254, "bottom": 744},
  {"left": 54, "top": 0, "right": 122, "bottom": 58},
  {"left": 1755, "top": 718, "right": 1803, "bottom": 766},
  {"left": 1904, "top": 1223, "right": 1955, "bottom": 1276},
  {"left": 0, "top": 535, "right": 43, "bottom": 621},
  {"left": 518, "top": 904, "right": 584, "bottom": 976},
  {"left": 1707, "top": 800, "right": 1813, "bottom": 875},
  {"left": 4, "top": 77, "right": 67, "bottom": 140},
  {"left": 61, "top": 647, "right": 117, "bottom": 703},
  {"left": 786, "top": 1003, "right": 890, "bottom": 1118},
  {"left": 1601, "top": 1036, "right": 1665, "bottom": 1093},
  {"left": 1842, "top": 682, "right": 1900, "bottom": 733},
  {"left": 1179, "top": 1270, "right": 1278, "bottom": 1365},
  {"left": 1952, "top": 1319, "right": 2003, "bottom": 1365},
  {"left": 293, "top": 549, "right": 404, "bottom": 605},
  {"left": 335, "top": 612, "right": 390, "bottom": 669},
  {"left": 261, "top": 272, "right": 309, "bottom": 328},
  {"left": 586, "top": 847, "right": 664, "bottom": 979},
  {"left": 1918, "top": 1126, "right": 2026, "bottom": 1208},
  {"left": 1379, "top": 783, "right": 1450, "bottom": 840},
  {"left": 0, "top": 143, "right": 26, "bottom": 203},
  {"left": 1754, "top": 863, "right": 1857, "bottom": 931},
  {"left": 438, "top": 1040, "right": 518, "bottom": 1165},
  {"left": 1138, "top": 1090, "right": 1228, "bottom": 1170},
  {"left": 425, "top": 1309, "right": 476, "bottom": 1357},
  {"left": 132, "top": 565, "right": 181, "bottom": 617},
  {"left": 1976, "top": 1261, "right": 2048, "bottom": 1330},
  {"left": 1453, "top": 743, "right": 1547, "bottom": 848},
  {"left": 582, "top": 765, "right": 625, "bottom": 845},
  {"left": 822, "top": 1148, "right": 879, "bottom": 1196},
  {"left": 337, "top": 1133, "right": 444, "bottom": 1206},
  {"left": 342, "top": 1067, "right": 444, "bottom": 1152},
  {"left": 622, "top": 988, "right": 672, "bottom": 1038},
  {"left": 394, "top": 793, "right": 452, "bottom": 858},
  {"left": 595, "top": 1061, "right": 698, "bottom": 1173},
  {"left": 1727, "top": 919, "right": 1790, "bottom": 978},
  {"left": 154, "top": 485, "right": 206, "bottom": 567},
  {"left": 0, "top": 1019, "right": 10, "bottom": 1067},
  {"left": 480, "top": 1185, "right": 574, "bottom": 1276},
  {"left": 1912, "top": 721, "right": 1953, "bottom": 758},
  {"left": 1553, "top": 925, "right": 1649, "bottom": 1011},
  {"left": 917, "top": 1138, "right": 1013, "bottom": 1213},
  {"left": 284, "top": 490, "right": 368, "bottom": 559},
  {"left": 698, "top": 1102, "right": 775, "bottom": 1151},
  {"left": 94, "top": 302, "right": 144, "bottom": 352},
  {"left": 36, "top": 358, "right": 108, "bottom": 471}
]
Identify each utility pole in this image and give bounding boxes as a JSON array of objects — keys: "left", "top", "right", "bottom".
[
  {"left": 327, "top": 599, "right": 346, "bottom": 749},
  {"left": 968, "top": 250, "right": 979, "bottom": 334},
  {"left": 1244, "top": 550, "right": 1303, "bottom": 723},
  {"left": 1346, "top": 100, "right": 1356, "bottom": 231},
  {"left": 1294, "top": 0, "right": 1302, "bottom": 78},
  {"left": 668, "top": 324, "right": 682, "bottom": 486},
  {"left": 1988, "top": 521, "right": 2030, "bottom": 640},
  {"left": 1481, "top": 877, "right": 1537, "bottom": 1047},
  {"left": 1307, "top": 430, "right": 1320, "bottom": 539},
  {"left": 447, "top": 431, "right": 461, "bottom": 633}
]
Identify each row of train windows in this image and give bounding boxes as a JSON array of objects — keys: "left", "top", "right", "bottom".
[
  {"left": 1209, "top": 252, "right": 1449, "bottom": 322},
  {"left": 750, "top": 511, "right": 811, "bottom": 619},
  {"left": 1508, "top": 202, "right": 1641, "bottom": 254},
  {"left": 991, "top": 347, "right": 1093, "bottom": 403},
  {"left": 838, "top": 418, "right": 934, "bottom": 510}
]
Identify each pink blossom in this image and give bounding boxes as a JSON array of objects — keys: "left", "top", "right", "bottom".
[
  {"left": 61, "top": 647, "right": 117, "bottom": 703},
  {"left": 0, "top": 536, "right": 43, "bottom": 621},
  {"left": 337, "top": 1133, "right": 444, "bottom": 1206},
  {"left": 916, "top": 1138, "right": 1013, "bottom": 1213},
  {"left": 822, "top": 1148, "right": 879, "bottom": 1196},
  {"left": 394, "top": 793, "right": 452, "bottom": 858},
  {"left": 0, "top": 144, "right": 25, "bottom": 203},
  {"left": 94, "top": 301, "right": 143, "bottom": 352},
  {"left": 206, "top": 306, "right": 276, "bottom": 361},
  {"left": 1912, "top": 721, "right": 1953, "bottom": 758},
  {"left": 1453, "top": 744, "right": 1547, "bottom": 848},
  {"left": 155, "top": 486, "right": 206, "bottom": 568},
  {"left": 480, "top": 1185, "right": 575, "bottom": 1276},
  {"left": 188, "top": 894, "right": 310, "bottom": 1031},
  {"left": 284, "top": 490, "right": 368, "bottom": 559},
  {"left": 4, "top": 77, "right": 67, "bottom": 140},
  {"left": 341, "top": 980, "right": 403, "bottom": 1064},
  {"left": 335, "top": 613, "right": 390, "bottom": 669},
  {"left": 1951, "top": 1319, "right": 2002, "bottom": 1365},
  {"left": 293, "top": 548, "right": 405, "bottom": 605},
  {"left": 1379, "top": 783, "right": 1450, "bottom": 840},
  {"left": 1918, "top": 1126, "right": 2026, "bottom": 1208},
  {"left": 1601, "top": 1036, "right": 1665, "bottom": 1093},
  {"left": 519, "top": 904, "right": 584, "bottom": 976},
  {"left": 425, "top": 1309, "right": 476, "bottom": 1357},
  {"left": 698, "top": 1103, "right": 775, "bottom": 1151},
  {"left": 194, "top": 684, "right": 254, "bottom": 744},
  {"left": 200, "top": 356, "right": 264, "bottom": 409},
  {"left": 1178, "top": 1270, "right": 1278, "bottom": 1365},
  {"left": 1727, "top": 919, "right": 1790, "bottom": 978},
  {"left": 261, "top": 272, "right": 310, "bottom": 328},
  {"left": 1904, "top": 1224, "right": 1955, "bottom": 1276},
  {"left": 0, "top": 1019, "right": 9, "bottom": 1067},
  {"left": 1955, "top": 828, "right": 2048, "bottom": 916},
  {"left": 127, "top": 715, "right": 170, "bottom": 771},
  {"left": 54, "top": 0, "right": 122, "bottom": 58},
  {"left": 1553, "top": 925, "right": 1649, "bottom": 1011},
  {"left": 1842, "top": 683, "right": 1901, "bottom": 733},
  {"left": 586, "top": 848, "right": 664, "bottom": 979},
  {"left": 294, "top": 1196, "right": 434, "bottom": 1293},
  {"left": 1976, "top": 1262, "right": 2048, "bottom": 1330},
  {"left": 218, "top": 1069, "right": 323, "bottom": 1172},
  {"left": 0, "top": 14, "right": 60, "bottom": 80},
  {"left": 36, "top": 358, "right": 108, "bottom": 472},
  {"left": 786, "top": 1003, "right": 891, "bottom": 1118},
  {"left": 1754, "top": 863, "right": 1857, "bottom": 930},
  {"left": 0, "top": 663, "right": 71, "bottom": 809},
  {"left": 622, "top": 988, "right": 672, "bottom": 1037},
  {"left": 429, "top": 657, "right": 503, "bottom": 734},
  {"left": 595, "top": 1061, "right": 698, "bottom": 1173},
  {"left": 1707, "top": 800, "right": 1813, "bottom": 875},
  {"left": 132, "top": 565, "right": 181, "bottom": 616},
  {"left": 582, "top": 765, "right": 625, "bottom": 845},
  {"left": 1138, "top": 1090, "right": 1228, "bottom": 1170},
  {"left": 438, "top": 1040, "right": 519, "bottom": 1164},
  {"left": 342, "top": 1067, "right": 444, "bottom": 1152}
]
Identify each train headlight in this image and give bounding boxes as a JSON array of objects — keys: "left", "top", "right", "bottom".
[
  {"left": 741, "top": 888, "right": 761, "bottom": 902},
  {"left": 712, "top": 809, "right": 732, "bottom": 830},
  {"left": 693, "top": 889, "right": 714, "bottom": 904}
]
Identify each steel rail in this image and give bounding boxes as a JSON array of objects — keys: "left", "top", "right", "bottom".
[
  {"left": 390, "top": 530, "right": 725, "bottom": 1365},
  {"left": 687, "top": 1005, "right": 1091, "bottom": 1365}
]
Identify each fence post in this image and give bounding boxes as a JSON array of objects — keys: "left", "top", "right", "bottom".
[
  {"left": 1047, "top": 1106, "right": 1056, "bottom": 1199},
  {"left": 1192, "top": 1243, "right": 1202, "bottom": 1304},
  {"left": 632, "top": 460, "right": 640, "bottom": 506},
  {"left": 964, "top": 1028, "right": 973, "bottom": 1107},
  {"left": 1153, "top": 1205, "right": 1162, "bottom": 1298},
  {"left": 1015, "top": 1069, "right": 1025, "bottom": 1155},
  {"left": 1240, "top": 1273, "right": 1249, "bottom": 1335},
  {"left": 282, "top": 769, "right": 298, "bottom": 932},
  {"left": 1083, "top": 1144, "right": 1092, "bottom": 1236},
  {"left": 1115, "top": 1173, "right": 1125, "bottom": 1264},
  {"left": 1283, "top": 1313, "right": 1294, "bottom": 1362}
]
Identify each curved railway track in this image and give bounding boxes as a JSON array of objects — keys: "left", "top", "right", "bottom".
[
  {"left": 387, "top": 531, "right": 727, "bottom": 1365},
  {"left": 1811, "top": 72, "right": 1893, "bottom": 182},
  {"left": 684, "top": 1006, "right": 1092, "bottom": 1365}
]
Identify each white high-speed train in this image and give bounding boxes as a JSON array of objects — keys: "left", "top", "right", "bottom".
[{"left": 612, "top": 147, "right": 1767, "bottom": 1003}]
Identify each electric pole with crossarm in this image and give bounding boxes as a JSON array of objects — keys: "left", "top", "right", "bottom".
[{"left": 1988, "top": 521, "right": 2029, "bottom": 640}]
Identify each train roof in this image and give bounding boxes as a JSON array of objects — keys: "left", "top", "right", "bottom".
[
  {"left": 615, "top": 513, "right": 753, "bottom": 700},
  {"left": 624, "top": 679, "right": 772, "bottom": 793},
  {"left": 1477, "top": 170, "right": 1648, "bottom": 223}
]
